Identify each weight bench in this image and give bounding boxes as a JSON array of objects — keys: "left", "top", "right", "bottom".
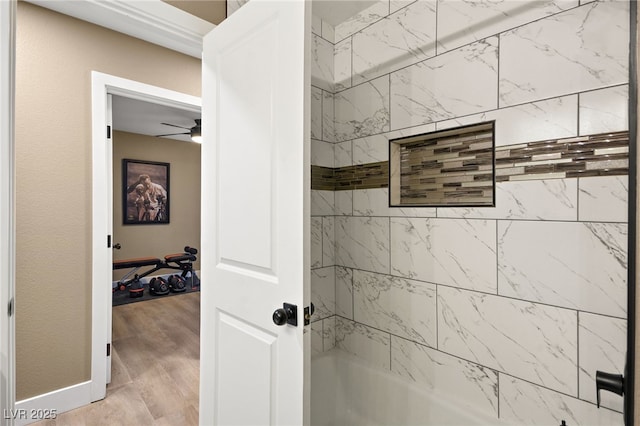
[{"left": 113, "top": 246, "right": 199, "bottom": 293}]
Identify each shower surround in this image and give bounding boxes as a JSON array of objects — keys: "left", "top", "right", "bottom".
[{"left": 308, "top": 1, "right": 629, "bottom": 425}]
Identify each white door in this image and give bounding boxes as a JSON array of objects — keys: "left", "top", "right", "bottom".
[{"left": 199, "top": 0, "right": 310, "bottom": 425}]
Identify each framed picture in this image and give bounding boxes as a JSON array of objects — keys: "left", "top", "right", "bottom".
[{"left": 123, "top": 159, "right": 170, "bottom": 225}]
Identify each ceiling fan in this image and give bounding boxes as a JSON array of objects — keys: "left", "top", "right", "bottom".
[{"left": 155, "top": 118, "right": 201, "bottom": 142}]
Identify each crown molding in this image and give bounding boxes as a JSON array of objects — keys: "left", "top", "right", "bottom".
[{"left": 24, "top": 0, "right": 216, "bottom": 58}]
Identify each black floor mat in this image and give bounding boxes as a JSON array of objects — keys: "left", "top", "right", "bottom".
[{"left": 112, "top": 278, "right": 200, "bottom": 306}]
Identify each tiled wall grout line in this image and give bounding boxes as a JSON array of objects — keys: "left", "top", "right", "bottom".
[
  {"left": 497, "top": 372, "right": 501, "bottom": 419},
  {"left": 349, "top": 34, "right": 353, "bottom": 90},
  {"left": 350, "top": 267, "right": 354, "bottom": 324},
  {"left": 314, "top": 212, "right": 628, "bottom": 226},
  {"left": 576, "top": 178, "right": 581, "bottom": 222},
  {"left": 321, "top": 317, "right": 325, "bottom": 352},
  {"left": 320, "top": 217, "right": 324, "bottom": 268},
  {"left": 579, "top": 83, "right": 628, "bottom": 97},
  {"left": 389, "top": 326, "right": 392, "bottom": 372},
  {"left": 497, "top": 34, "right": 501, "bottom": 110},
  {"left": 496, "top": 220, "right": 500, "bottom": 296},
  {"left": 435, "top": 283, "right": 439, "bottom": 350},
  {"left": 497, "top": 368, "right": 623, "bottom": 414},
  {"left": 577, "top": 92, "right": 582, "bottom": 136},
  {"left": 576, "top": 310, "right": 581, "bottom": 402},
  {"left": 327, "top": 264, "right": 627, "bottom": 321},
  {"left": 320, "top": 87, "right": 324, "bottom": 145},
  {"left": 434, "top": 0, "right": 439, "bottom": 57}
]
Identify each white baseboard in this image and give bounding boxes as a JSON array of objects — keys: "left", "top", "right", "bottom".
[{"left": 13, "top": 381, "right": 92, "bottom": 425}]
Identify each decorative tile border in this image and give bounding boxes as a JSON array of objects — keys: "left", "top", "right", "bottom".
[
  {"left": 312, "top": 162, "right": 389, "bottom": 191},
  {"left": 311, "top": 131, "right": 629, "bottom": 191},
  {"left": 311, "top": 165, "right": 336, "bottom": 191},
  {"left": 495, "top": 131, "right": 628, "bottom": 181}
]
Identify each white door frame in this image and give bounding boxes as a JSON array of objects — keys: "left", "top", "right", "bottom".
[
  {"left": 0, "top": 0, "right": 16, "bottom": 423},
  {"left": 90, "top": 71, "right": 201, "bottom": 401}
]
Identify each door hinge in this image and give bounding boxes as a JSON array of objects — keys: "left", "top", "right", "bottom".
[
  {"left": 8, "top": 298, "right": 13, "bottom": 317},
  {"left": 107, "top": 125, "right": 111, "bottom": 139},
  {"left": 107, "top": 343, "right": 111, "bottom": 356},
  {"left": 107, "top": 235, "right": 111, "bottom": 248}
]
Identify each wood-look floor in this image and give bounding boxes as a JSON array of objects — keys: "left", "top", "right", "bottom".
[{"left": 35, "top": 292, "right": 200, "bottom": 426}]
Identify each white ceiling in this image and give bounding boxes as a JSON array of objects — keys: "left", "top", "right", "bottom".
[{"left": 112, "top": 96, "right": 201, "bottom": 143}]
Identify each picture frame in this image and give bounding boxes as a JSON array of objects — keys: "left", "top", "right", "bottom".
[{"left": 123, "top": 159, "right": 170, "bottom": 225}]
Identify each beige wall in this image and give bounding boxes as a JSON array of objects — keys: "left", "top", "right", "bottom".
[
  {"left": 112, "top": 130, "right": 201, "bottom": 279},
  {"left": 15, "top": 2, "right": 201, "bottom": 400}
]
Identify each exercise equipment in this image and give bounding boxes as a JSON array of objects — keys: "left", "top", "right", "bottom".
[
  {"left": 129, "top": 279, "right": 144, "bottom": 298},
  {"left": 168, "top": 274, "right": 186, "bottom": 293},
  {"left": 149, "top": 276, "right": 170, "bottom": 296},
  {"left": 113, "top": 246, "right": 199, "bottom": 298}
]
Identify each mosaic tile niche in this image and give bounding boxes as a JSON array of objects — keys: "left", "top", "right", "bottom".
[{"left": 389, "top": 121, "right": 495, "bottom": 207}]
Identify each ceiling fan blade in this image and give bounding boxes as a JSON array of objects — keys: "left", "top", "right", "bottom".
[
  {"left": 155, "top": 132, "right": 190, "bottom": 137},
  {"left": 160, "top": 122, "right": 191, "bottom": 130}
]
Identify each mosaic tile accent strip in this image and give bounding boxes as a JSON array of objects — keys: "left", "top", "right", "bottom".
[
  {"left": 311, "top": 165, "right": 337, "bottom": 191},
  {"left": 495, "top": 131, "right": 629, "bottom": 181},
  {"left": 390, "top": 122, "right": 495, "bottom": 207},
  {"left": 312, "top": 162, "right": 389, "bottom": 191},
  {"left": 311, "top": 131, "right": 629, "bottom": 194}
]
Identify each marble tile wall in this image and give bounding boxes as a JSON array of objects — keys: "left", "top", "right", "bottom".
[
  {"left": 310, "top": 1, "right": 630, "bottom": 425},
  {"left": 310, "top": 12, "right": 341, "bottom": 366},
  {"left": 498, "top": 1, "right": 628, "bottom": 107},
  {"left": 351, "top": 0, "right": 437, "bottom": 85},
  {"left": 225, "top": 0, "right": 248, "bottom": 18}
]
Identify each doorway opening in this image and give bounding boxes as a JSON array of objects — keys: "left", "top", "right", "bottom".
[
  {"left": 108, "top": 97, "right": 202, "bottom": 420},
  {"left": 90, "top": 72, "right": 202, "bottom": 408}
]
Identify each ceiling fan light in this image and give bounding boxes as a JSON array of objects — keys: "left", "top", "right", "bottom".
[{"left": 190, "top": 126, "right": 202, "bottom": 143}]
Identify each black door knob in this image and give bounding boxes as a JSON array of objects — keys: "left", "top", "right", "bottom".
[
  {"left": 272, "top": 303, "right": 297, "bottom": 327},
  {"left": 272, "top": 308, "right": 288, "bottom": 326}
]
